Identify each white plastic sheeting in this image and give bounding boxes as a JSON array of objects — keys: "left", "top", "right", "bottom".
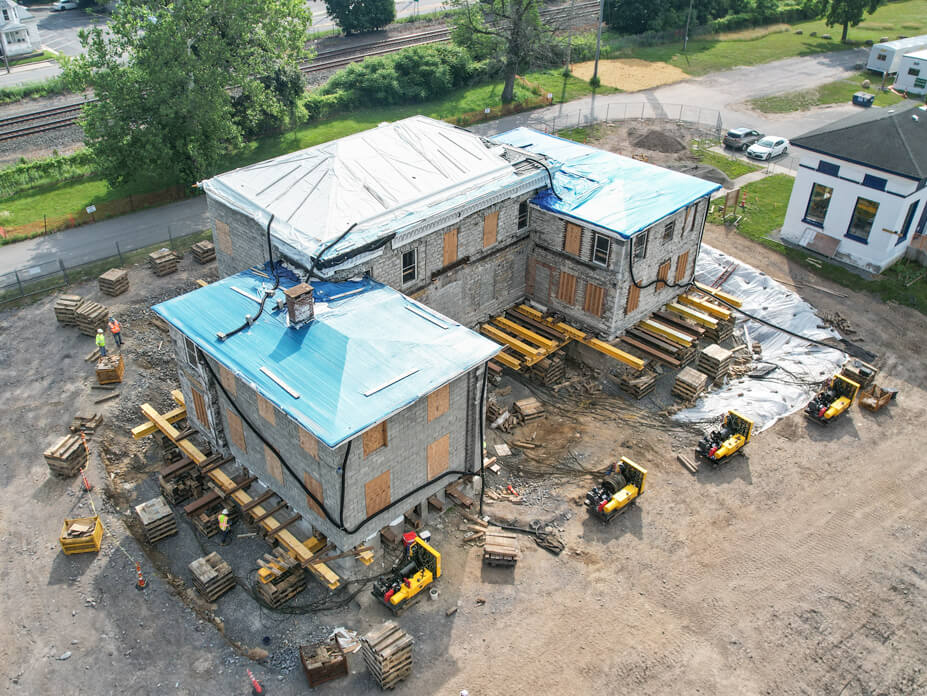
[{"left": 674, "top": 245, "right": 846, "bottom": 433}]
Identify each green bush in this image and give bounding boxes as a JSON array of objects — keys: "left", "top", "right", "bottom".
[
  {"left": 0, "top": 75, "right": 72, "bottom": 105},
  {"left": 324, "top": 0, "right": 395, "bottom": 34},
  {"left": 0, "top": 150, "right": 97, "bottom": 199}
]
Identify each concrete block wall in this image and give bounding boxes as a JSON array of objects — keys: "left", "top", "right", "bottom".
[{"left": 208, "top": 197, "right": 272, "bottom": 277}]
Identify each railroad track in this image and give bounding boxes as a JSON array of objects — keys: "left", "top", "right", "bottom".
[{"left": 3, "top": 2, "right": 602, "bottom": 141}]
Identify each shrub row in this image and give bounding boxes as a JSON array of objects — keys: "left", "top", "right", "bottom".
[{"left": 0, "top": 150, "right": 96, "bottom": 199}]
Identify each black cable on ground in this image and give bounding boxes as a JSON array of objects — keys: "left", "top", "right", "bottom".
[{"left": 478, "top": 366, "right": 487, "bottom": 517}]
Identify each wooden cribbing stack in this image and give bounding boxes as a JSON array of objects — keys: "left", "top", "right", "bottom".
[
  {"left": 611, "top": 366, "right": 658, "bottom": 399},
  {"left": 98, "top": 268, "right": 129, "bottom": 296},
  {"left": 672, "top": 366, "right": 710, "bottom": 402},
  {"left": 96, "top": 354, "right": 125, "bottom": 384},
  {"left": 513, "top": 397, "right": 545, "bottom": 423},
  {"left": 362, "top": 621, "right": 414, "bottom": 690},
  {"left": 158, "top": 456, "right": 203, "bottom": 505},
  {"left": 189, "top": 552, "right": 236, "bottom": 601},
  {"left": 184, "top": 487, "right": 240, "bottom": 538},
  {"left": 191, "top": 241, "right": 216, "bottom": 265},
  {"left": 148, "top": 249, "right": 179, "bottom": 276},
  {"left": 256, "top": 547, "right": 307, "bottom": 608},
  {"left": 300, "top": 640, "right": 348, "bottom": 687},
  {"left": 54, "top": 294, "right": 83, "bottom": 326},
  {"left": 70, "top": 413, "right": 103, "bottom": 435},
  {"left": 698, "top": 344, "right": 733, "bottom": 382},
  {"left": 75, "top": 300, "right": 109, "bottom": 336},
  {"left": 135, "top": 496, "right": 178, "bottom": 543},
  {"left": 44, "top": 434, "right": 88, "bottom": 477},
  {"left": 483, "top": 530, "right": 520, "bottom": 567},
  {"left": 528, "top": 355, "right": 565, "bottom": 386}
]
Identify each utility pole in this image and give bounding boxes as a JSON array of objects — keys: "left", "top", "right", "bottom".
[
  {"left": 0, "top": 33, "right": 10, "bottom": 75},
  {"left": 592, "top": 0, "right": 604, "bottom": 84},
  {"left": 565, "top": 0, "right": 577, "bottom": 71},
  {"left": 683, "top": 0, "right": 695, "bottom": 53}
]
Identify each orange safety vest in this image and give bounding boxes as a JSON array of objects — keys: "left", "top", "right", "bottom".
[{"left": 109, "top": 319, "right": 121, "bottom": 334}]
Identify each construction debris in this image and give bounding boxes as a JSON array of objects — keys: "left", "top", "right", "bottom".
[
  {"left": 135, "top": 495, "right": 178, "bottom": 543},
  {"left": 677, "top": 453, "right": 698, "bottom": 474},
  {"left": 148, "top": 248, "right": 180, "bottom": 276},
  {"left": 44, "top": 434, "right": 88, "bottom": 477},
  {"left": 841, "top": 359, "right": 878, "bottom": 390},
  {"left": 483, "top": 530, "right": 520, "bottom": 567},
  {"left": 189, "top": 552, "right": 236, "bottom": 601},
  {"left": 69, "top": 413, "right": 103, "bottom": 435},
  {"left": 191, "top": 240, "right": 217, "bottom": 265},
  {"left": 97, "top": 268, "right": 129, "bottom": 297},
  {"left": 53, "top": 294, "right": 83, "bottom": 326},
  {"left": 611, "top": 366, "right": 658, "bottom": 399},
  {"left": 362, "top": 621, "right": 414, "bottom": 690},
  {"left": 528, "top": 354, "right": 565, "bottom": 385},
  {"left": 672, "top": 366, "right": 710, "bottom": 402},
  {"left": 300, "top": 640, "right": 348, "bottom": 688},
  {"left": 75, "top": 300, "right": 109, "bottom": 336},
  {"left": 95, "top": 354, "right": 125, "bottom": 384},
  {"left": 698, "top": 344, "right": 733, "bottom": 382}
]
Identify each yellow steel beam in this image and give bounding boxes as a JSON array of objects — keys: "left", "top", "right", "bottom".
[
  {"left": 514, "top": 304, "right": 544, "bottom": 321},
  {"left": 679, "top": 293, "right": 731, "bottom": 320},
  {"left": 492, "top": 351, "right": 523, "bottom": 371},
  {"left": 132, "top": 406, "right": 186, "bottom": 439},
  {"left": 693, "top": 282, "right": 743, "bottom": 308},
  {"left": 667, "top": 302, "right": 718, "bottom": 329},
  {"left": 480, "top": 324, "right": 544, "bottom": 358},
  {"left": 492, "top": 316, "right": 560, "bottom": 351},
  {"left": 579, "top": 337, "right": 645, "bottom": 371},
  {"left": 640, "top": 319, "right": 694, "bottom": 347},
  {"left": 140, "top": 401, "right": 340, "bottom": 589},
  {"left": 171, "top": 389, "right": 186, "bottom": 407}
]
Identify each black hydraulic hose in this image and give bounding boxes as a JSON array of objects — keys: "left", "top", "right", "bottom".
[
  {"left": 627, "top": 235, "right": 695, "bottom": 291},
  {"left": 532, "top": 157, "right": 563, "bottom": 201},
  {"left": 306, "top": 222, "right": 357, "bottom": 280},
  {"left": 478, "top": 366, "right": 487, "bottom": 517},
  {"left": 338, "top": 442, "right": 351, "bottom": 528},
  {"left": 217, "top": 215, "right": 279, "bottom": 342}
]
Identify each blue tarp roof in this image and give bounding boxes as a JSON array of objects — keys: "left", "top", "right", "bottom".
[
  {"left": 153, "top": 265, "right": 500, "bottom": 448},
  {"left": 490, "top": 128, "right": 721, "bottom": 239}
]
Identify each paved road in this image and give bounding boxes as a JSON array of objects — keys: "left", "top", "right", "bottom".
[{"left": 0, "top": 48, "right": 871, "bottom": 276}]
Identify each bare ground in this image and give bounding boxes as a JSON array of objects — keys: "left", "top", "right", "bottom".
[{"left": 1, "top": 223, "right": 926, "bottom": 695}]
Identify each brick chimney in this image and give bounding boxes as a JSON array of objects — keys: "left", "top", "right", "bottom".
[{"left": 284, "top": 283, "right": 314, "bottom": 327}]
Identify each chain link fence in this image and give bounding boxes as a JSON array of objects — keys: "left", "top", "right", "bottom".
[{"left": 521, "top": 101, "right": 725, "bottom": 139}]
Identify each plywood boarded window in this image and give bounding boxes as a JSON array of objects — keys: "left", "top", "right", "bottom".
[
  {"left": 299, "top": 427, "right": 318, "bottom": 459},
  {"left": 363, "top": 421, "right": 388, "bottom": 457},
  {"left": 427, "top": 434, "right": 450, "bottom": 480},
  {"left": 483, "top": 211, "right": 499, "bottom": 248},
  {"left": 304, "top": 472, "right": 324, "bottom": 517},
  {"left": 656, "top": 260, "right": 671, "bottom": 291},
  {"left": 584, "top": 282, "right": 606, "bottom": 317},
  {"left": 215, "top": 220, "right": 232, "bottom": 254},
  {"left": 265, "top": 445, "right": 283, "bottom": 483},
  {"left": 563, "top": 222, "right": 582, "bottom": 255},
  {"left": 257, "top": 394, "right": 276, "bottom": 426},
  {"left": 626, "top": 284, "right": 640, "bottom": 314},
  {"left": 191, "top": 387, "right": 208, "bottom": 426},
  {"left": 365, "top": 470, "right": 391, "bottom": 517},
  {"left": 557, "top": 271, "right": 577, "bottom": 305},
  {"left": 443, "top": 228, "right": 458, "bottom": 267},
  {"left": 219, "top": 365, "right": 237, "bottom": 396},
  {"left": 675, "top": 251, "right": 690, "bottom": 283},
  {"left": 226, "top": 409, "right": 246, "bottom": 452},
  {"left": 427, "top": 384, "right": 450, "bottom": 422}
]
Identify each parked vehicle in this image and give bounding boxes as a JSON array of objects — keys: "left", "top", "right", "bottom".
[
  {"left": 723, "top": 128, "right": 763, "bottom": 151},
  {"left": 51, "top": 1, "right": 79, "bottom": 10},
  {"left": 746, "top": 136, "right": 789, "bottom": 160}
]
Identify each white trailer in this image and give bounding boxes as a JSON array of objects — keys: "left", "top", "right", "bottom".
[
  {"left": 893, "top": 48, "right": 927, "bottom": 95},
  {"left": 867, "top": 35, "right": 927, "bottom": 74}
]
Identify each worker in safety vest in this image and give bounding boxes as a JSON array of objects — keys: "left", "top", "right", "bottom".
[
  {"left": 108, "top": 316, "right": 122, "bottom": 348},
  {"left": 218, "top": 508, "right": 231, "bottom": 545},
  {"left": 95, "top": 329, "right": 107, "bottom": 357}
]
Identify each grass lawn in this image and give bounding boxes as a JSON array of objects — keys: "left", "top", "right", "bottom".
[
  {"left": 691, "top": 141, "right": 762, "bottom": 179},
  {"left": 525, "top": 68, "right": 618, "bottom": 102},
  {"left": 605, "top": 0, "right": 927, "bottom": 76},
  {"left": 748, "top": 71, "right": 908, "bottom": 112},
  {"left": 709, "top": 174, "right": 927, "bottom": 313},
  {"left": 9, "top": 50, "right": 58, "bottom": 67}
]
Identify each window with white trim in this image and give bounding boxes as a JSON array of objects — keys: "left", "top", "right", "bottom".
[
  {"left": 632, "top": 231, "right": 648, "bottom": 261},
  {"left": 183, "top": 336, "right": 199, "bottom": 367},
  {"left": 592, "top": 233, "right": 611, "bottom": 266},
  {"left": 401, "top": 249, "right": 417, "bottom": 284}
]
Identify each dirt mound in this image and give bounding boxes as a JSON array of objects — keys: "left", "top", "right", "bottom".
[
  {"left": 631, "top": 129, "right": 687, "bottom": 153},
  {"left": 667, "top": 162, "right": 733, "bottom": 189}
]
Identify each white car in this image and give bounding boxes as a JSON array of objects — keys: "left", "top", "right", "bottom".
[
  {"left": 51, "top": 1, "right": 79, "bottom": 10},
  {"left": 746, "top": 136, "right": 789, "bottom": 161}
]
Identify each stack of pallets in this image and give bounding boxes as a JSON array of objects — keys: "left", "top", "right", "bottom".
[
  {"left": 619, "top": 317, "right": 697, "bottom": 368},
  {"left": 362, "top": 621, "right": 413, "bottom": 690},
  {"left": 159, "top": 456, "right": 203, "bottom": 505},
  {"left": 528, "top": 355, "right": 565, "bottom": 386},
  {"left": 300, "top": 641, "right": 348, "bottom": 688},
  {"left": 69, "top": 413, "right": 103, "bottom": 436},
  {"left": 54, "top": 294, "right": 83, "bottom": 326},
  {"left": 513, "top": 397, "right": 545, "bottom": 424},
  {"left": 483, "top": 530, "right": 520, "bottom": 567},
  {"left": 44, "top": 434, "right": 88, "bottom": 477},
  {"left": 698, "top": 344, "right": 733, "bottom": 382},
  {"left": 256, "top": 549, "right": 307, "bottom": 608},
  {"left": 672, "top": 367, "right": 710, "bottom": 402},
  {"left": 189, "top": 552, "right": 236, "bottom": 601},
  {"left": 97, "top": 268, "right": 129, "bottom": 296},
  {"left": 75, "top": 300, "right": 109, "bottom": 336},
  {"left": 191, "top": 241, "right": 216, "bottom": 265},
  {"left": 148, "top": 249, "right": 179, "bottom": 276},
  {"left": 611, "top": 367, "right": 658, "bottom": 400},
  {"left": 96, "top": 354, "right": 125, "bottom": 384},
  {"left": 135, "top": 496, "right": 178, "bottom": 543},
  {"left": 705, "top": 317, "right": 735, "bottom": 344}
]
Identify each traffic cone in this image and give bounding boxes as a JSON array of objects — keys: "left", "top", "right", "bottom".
[
  {"left": 79, "top": 467, "right": 93, "bottom": 492},
  {"left": 135, "top": 562, "right": 146, "bottom": 591},
  {"left": 247, "top": 669, "right": 265, "bottom": 695}
]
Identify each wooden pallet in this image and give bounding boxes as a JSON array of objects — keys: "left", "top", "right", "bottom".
[
  {"left": 513, "top": 397, "right": 545, "bottom": 422},
  {"left": 98, "top": 268, "right": 129, "bottom": 296},
  {"left": 698, "top": 344, "right": 733, "bottom": 382},
  {"left": 610, "top": 367, "right": 658, "bottom": 400},
  {"left": 362, "top": 621, "right": 413, "bottom": 690},
  {"left": 190, "top": 552, "right": 236, "bottom": 601},
  {"left": 300, "top": 641, "right": 348, "bottom": 687},
  {"left": 256, "top": 567, "right": 306, "bottom": 608},
  {"left": 135, "top": 495, "right": 178, "bottom": 543},
  {"left": 483, "top": 530, "right": 520, "bottom": 567},
  {"left": 672, "top": 367, "right": 710, "bottom": 402},
  {"left": 69, "top": 413, "right": 103, "bottom": 435},
  {"left": 96, "top": 354, "right": 125, "bottom": 384},
  {"left": 75, "top": 300, "right": 109, "bottom": 337},
  {"left": 148, "top": 249, "right": 179, "bottom": 276},
  {"left": 54, "top": 294, "right": 83, "bottom": 325},
  {"left": 191, "top": 240, "right": 216, "bottom": 265},
  {"left": 44, "top": 433, "right": 88, "bottom": 477},
  {"left": 528, "top": 355, "right": 565, "bottom": 386}
]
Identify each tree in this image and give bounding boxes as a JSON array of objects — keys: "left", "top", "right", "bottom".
[
  {"left": 449, "top": 0, "right": 550, "bottom": 104},
  {"left": 63, "top": 0, "right": 311, "bottom": 187},
  {"left": 825, "top": 0, "right": 884, "bottom": 42},
  {"left": 324, "top": 0, "right": 395, "bottom": 34}
]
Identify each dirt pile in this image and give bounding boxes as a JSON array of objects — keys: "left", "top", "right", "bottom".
[{"left": 631, "top": 129, "right": 687, "bottom": 153}]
